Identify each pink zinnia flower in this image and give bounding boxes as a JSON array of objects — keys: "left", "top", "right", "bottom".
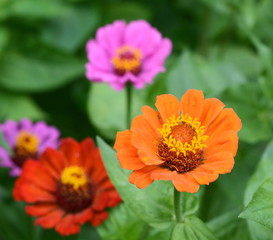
[
  {"left": 0, "top": 119, "right": 60, "bottom": 176},
  {"left": 85, "top": 20, "right": 172, "bottom": 90}
]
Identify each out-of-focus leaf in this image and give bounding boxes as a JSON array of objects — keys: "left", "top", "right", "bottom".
[
  {"left": 97, "top": 137, "right": 174, "bottom": 228},
  {"left": 77, "top": 225, "right": 100, "bottom": 240},
  {"left": 104, "top": 2, "right": 151, "bottom": 22},
  {"left": 171, "top": 216, "right": 217, "bottom": 240},
  {"left": 244, "top": 140, "right": 273, "bottom": 206},
  {"left": 98, "top": 203, "right": 144, "bottom": 240},
  {"left": 219, "top": 46, "right": 262, "bottom": 77},
  {"left": 167, "top": 51, "right": 245, "bottom": 98},
  {"left": 0, "top": 27, "right": 9, "bottom": 54},
  {"left": 240, "top": 176, "right": 273, "bottom": 229},
  {"left": 222, "top": 82, "right": 272, "bottom": 144},
  {"left": 0, "top": 90, "right": 45, "bottom": 120},
  {"left": 241, "top": 140, "right": 273, "bottom": 240},
  {"left": 207, "top": 209, "right": 251, "bottom": 240},
  {"left": 42, "top": 7, "right": 99, "bottom": 53},
  {"left": 9, "top": 0, "right": 67, "bottom": 19},
  {"left": 0, "top": 54, "right": 84, "bottom": 92},
  {"left": 88, "top": 83, "right": 144, "bottom": 140}
]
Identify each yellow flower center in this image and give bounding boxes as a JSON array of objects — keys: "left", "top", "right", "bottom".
[
  {"left": 16, "top": 131, "right": 39, "bottom": 154},
  {"left": 111, "top": 45, "right": 142, "bottom": 76},
  {"left": 158, "top": 114, "right": 208, "bottom": 156},
  {"left": 60, "top": 166, "right": 88, "bottom": 190}
]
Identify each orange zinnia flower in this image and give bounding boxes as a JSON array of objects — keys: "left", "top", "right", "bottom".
[
  {"left": 114, "top": 90, "right": 241, "bottom": 193},
  {"left": 13, "top": 138, "right": 122, "bottom": 236}
]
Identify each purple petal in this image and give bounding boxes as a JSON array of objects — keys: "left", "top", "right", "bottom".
[
  {"left": 0, "top": 120, "right": 19, "bottom": 146},
  {"left": 0, "top": 147, "right": 13, "bottom": 167},
  {"left": 96, "top": 20, "right": 126, "bottom": 56},
  {"left": 86, "top": 40, "right": 112, "bottom": 71},
  {"left": 143, "top": 38, "right": 172, "bottom": 69},
  {"left": 124, "top": 20, "right": 162, "bottom": 56},
  {"left": 85, "top": 64, "right": 118, "bottom": 83}
]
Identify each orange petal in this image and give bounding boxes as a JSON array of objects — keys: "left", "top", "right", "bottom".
[
  {"left": 199, "top": 98, "right": 225, "bottom": 129},
  {"left": 90, "top": 211, "right": 108, "bottom": 226},
  {"left": 131, "top": 115, "right": 163, "bottom": 165},
  {"left": 114, "top": 130, "right": 146, "bottom": 170},
  {"left": 40, "top": 149, "right": 66, "bottom": 179},
  {"left": 55, "top": 214, "right": 80, "bottom": 236},
  {"left": 150, "top": 167, "right": 176, "bottom": 181},
  {"left": 92, "top": 191, "right": 108, "bottom": 211},
  {"left": 59, "top": 138, "right": 81, "bottom": 165},
  {"left": 20, "top": 160, "right": 56, "bottom": 193},
  {"left": 128, "top": 166, "right": 156, "bottom": 189},
  {"left": 80, "top": 138, "right": 98, "bottom": 171},
  {"left": 180, "top": 89, "right": 204, "bottom": 119},
  {"left": 26, "top": 203, "right": 58, "bottom": 217},
  {"left": 155, "top": 94, "right": 180, "bottom": 122},
  {"left": 206, "top": 108, "right": 242, "bottom": 139},
  {"left": 141, "top": 105, "right": 162, "bottom": 130},
  {"left": 14, "top": 178, "right": 56, "bottom": 203},
  {"left": 190, "top": 165, "right": 218, "bottom": 185},
  {"left": 73, "top": 208, "right": 93, "bottom": 225},
  {"left": 204, "top": 151, "right": 234, "bottom": 174},
  {"left": 172, "top": 172, "right": 200, "bottom": 193},
  {"left": 205, "top": 131, "right": 239, "bottom": 156},
  {"left": 34, "top": 209, "right": 64, "bottom": 229}
]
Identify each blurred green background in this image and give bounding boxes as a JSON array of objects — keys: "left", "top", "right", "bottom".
[{"left": 0, "top": 0, "right": 273, "bottom": 239}]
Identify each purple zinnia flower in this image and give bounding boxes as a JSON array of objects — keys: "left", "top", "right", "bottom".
[
  {"left": 0, "top": 119, "right": 60, "bottom": 176},
  {"left": 85, "top": 20, "right": 172, "bottom": 91}
]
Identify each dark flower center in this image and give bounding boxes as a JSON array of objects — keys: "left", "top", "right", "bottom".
[
  {"left": 55, "top": 166, "right": 94, "bottom": 213},
  {"left": 158, "top": 115, "right": 208, "bottom": 173},
  {"left": 111, "top": 45, "right": 142, "bottom": 76},
  {"left": 12, "top": 131, "right": 39, "bottom": 167}
]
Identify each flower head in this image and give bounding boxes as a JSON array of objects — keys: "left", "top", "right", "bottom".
[
  {"left": 13, "top": 138, "right": 122, "bottom": 236},
  {"left": 85, "top": 20, "right": 172, "bottom": 90},
  {"left": 0, "top": 119, "right": 59, "bottom": 176},
  {"left": 114, "top": 90, "right": 242, "bottom": 193}
]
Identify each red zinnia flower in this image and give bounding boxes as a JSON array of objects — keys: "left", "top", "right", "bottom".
[
  {"left": 13, "top": 138, "right": 122, "bottom": 236},
  {"left": 114, "top": 90, "right": 241, "bottom": 193}
]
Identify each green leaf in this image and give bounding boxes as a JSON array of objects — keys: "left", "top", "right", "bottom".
[
  {"left": 240, "top": 176, "right": 273, "bottom": 230},
  {"left": 0, "top": 27, "right": 9, "bottom": 54},
  {"left": 9, "top": 0, "right": 67, "bottom": 19},
  {"left": 0, "top": 53, "right": 84, "bottom": 92},
  {"left": 167, "top": 50, "right": 245, "bottom": 98},
  {"left": 222, "top": 82, "right": 272, "bottom": 144},
  {"left": 244, "top": 140, "right": 273, "bottom": 205},
  {"left": 207, "top": 209, "right": 251, "bottom": 240},
  {"left": 171, "top": 216, "right": 217, "bottom": 240},
  {"left": 88, "top": 84, "right": 144, "bottom": 140},
  {"left": 104, "top": 2, "right": 151, "bottom": 22},
  {"left": 98, "top": 203, "right": 144, "bottom": 240},
  {"left": 241, "top": 140, "right": 273, "bottom": 240},
  {"left": 41, "top": 7, "right": 99, "bottom": 53},
  {"left": 97, "top": 137, "right": 173, "bottom": 228},
  {"left": 219, "top": 46, "right": 263, "bottom": 77},
  {"left": 0, "top": 90, "right": 45, "bottom": 120}
]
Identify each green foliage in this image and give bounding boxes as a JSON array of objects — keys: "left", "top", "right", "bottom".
[
  {"left": 171, "top": 216, "right": 217, "bottom": 240},
  {"left": 0, "top": 0, "right": 273, "bottom": 239}
]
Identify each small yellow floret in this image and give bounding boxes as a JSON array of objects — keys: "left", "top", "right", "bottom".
[
  {"left": 158, "top": 114, "right": 208, "bottom": 156},
  {"left": 61, "top": 166, "right": 88, "bottom": 190},
  {"left": 16, "top": 131, "right": 39, "bottom": 153},
  {"left": 111, "top": 45, "right": 142, "bottom": 72}
]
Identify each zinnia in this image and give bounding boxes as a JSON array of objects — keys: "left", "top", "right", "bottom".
[
  {"left": 0, "top": 119, "right": 59, "bottom": 176},
  {"left": 85, "top": 19, "right": 172, "bottom": 90},
  {"left": 13, "top": 138, "right": 122, "bottom": 235},
  {"left": 114, "top": 90, "right": 241, "bottom": 193}
]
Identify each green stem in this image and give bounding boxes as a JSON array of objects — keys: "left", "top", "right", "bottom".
[
  {"left": 174, "top": 187, "right": 183, "bottom": 222},
  {"left": 126, "top": 83, "right": 132, "bottom": 129}
]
